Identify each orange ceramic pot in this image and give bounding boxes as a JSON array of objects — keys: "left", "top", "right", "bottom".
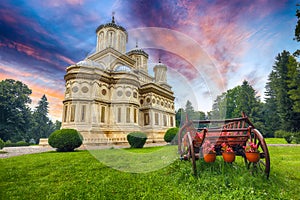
[
  {"left": 203, "top": 153, "right": 216, "bottom": 163},
  {"left": 222, "top": 152, "right": 235, "bottom": 163},
  {"left": 245, "top": 152, "right": 260, "bottom": 163}
]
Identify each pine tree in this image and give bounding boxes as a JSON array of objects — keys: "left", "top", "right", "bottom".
[
  {"left": 264, "top": 51, "right": 299, "bottom": 132},
  {"left": 185, "top": 100, "right": 195, "bottom": 120},
  {"left": 263, "top": 71, "right": 280, "bottom": 136},
  {"left": 287, "top": 56, "right": 300, "bottom": 112},
  {"left": 31, "top": 95, "right": 52, "bottom": 143}
]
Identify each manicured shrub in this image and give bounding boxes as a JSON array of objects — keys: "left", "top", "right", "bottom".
[
  {"left": 16, "top": 141, "right": 29, "bottom": 146},
  {"left": 164, "top": 127, "right": 179, "bottom": 144},
  {"left": 127, "top": 132, "right": 147, "bottom": 148},
  {"left": 4, "top": 140, "right": 29, "bottom": 147},
  {"left": 0, "top": 138, "right": 4, "bottom": 149},
  {"left": 48, "top": 129, "right": 83, "bottom": 152}
]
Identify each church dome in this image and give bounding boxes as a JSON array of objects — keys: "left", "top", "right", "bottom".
[
  {"left": 114, "top": 65, "right": 132, "bottom": 72},
  {"left": 95, "top": 16, "right": 128, "bottom": 53},
  {"left": 76, "top": 59, "right": 105, "bottom": 69},
  {"left": 95, "top": 16, "right": 127, "bottom": 37}
]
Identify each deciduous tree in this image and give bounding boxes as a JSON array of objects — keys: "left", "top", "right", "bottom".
[{"left": 0, "top": 79, "right": 32, "bottom": 141}]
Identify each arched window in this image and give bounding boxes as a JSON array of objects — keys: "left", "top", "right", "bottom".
[
  {"left": 99, "top": 32, "right": 104, "bottom": 50},
  {"left": 108, "top": 31, "right": 114, "bottom": 48}
]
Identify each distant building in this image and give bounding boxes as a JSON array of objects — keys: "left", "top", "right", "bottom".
[{"left": 61, "top": 17, "right": 175, "bottom": 144}]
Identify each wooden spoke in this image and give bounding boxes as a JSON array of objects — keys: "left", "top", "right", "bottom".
[
  {"left": 178, "top": 113, "right": 270, "bottom": 179},
  {"left": 251, "top": 129, "right": 270, "bottom": 178},
  {"left": 187, "top": 132, "right": 197, "bottom": 175}
]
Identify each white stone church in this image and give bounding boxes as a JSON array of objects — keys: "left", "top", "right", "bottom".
[{"left": 61, "top": 17, "right": 175, "bottom": 144}]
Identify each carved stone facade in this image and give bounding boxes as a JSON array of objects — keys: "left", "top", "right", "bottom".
[{"left": 62, "top": 18, "right": 175, "bottom": 144}]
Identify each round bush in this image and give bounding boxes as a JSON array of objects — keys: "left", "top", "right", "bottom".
[
  {"left": 164, "top": 127, "right": 179, "bottom": 144},
  {"left": 0, "top": 138, "right": 4, "bottom": 150},
  {"left": 127, "top": 132, "right": 147, "bottom": 148},
  {"left": 48, "top": 129, "right": 83, "bottom": 152}
]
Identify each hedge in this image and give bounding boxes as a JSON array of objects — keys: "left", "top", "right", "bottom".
[
  {"left": 127, "top": 132, "right": 147, "bottom": 148},
  {"left": 48, "top": 129, "right": 83, "bottom": 152}
]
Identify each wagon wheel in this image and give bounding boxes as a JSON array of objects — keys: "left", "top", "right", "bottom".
[
  {"left": 247, "top": 129, "right": 270, "bottom": 178},
  {"left": 178, "top": 121, "right": 193, "bottom": 159},
  {"left": 178, "top": 121, "right": 198, "bottom": 175},
  {"left": 187, "top": 132, "right": 197, "bottom": 175}
]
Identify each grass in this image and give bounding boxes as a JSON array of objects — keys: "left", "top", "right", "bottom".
[
  {"left": 1, "top": 145, "right": 299, "bottom": 200},
  {"left": 264, "top": 138, "right": 287, "bottom": 144}
]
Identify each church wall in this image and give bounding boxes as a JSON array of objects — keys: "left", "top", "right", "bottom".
[{"left": 62, "top": 20, "right": 176, "bottom": 145}]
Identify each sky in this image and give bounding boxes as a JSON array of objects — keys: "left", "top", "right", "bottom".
[{"left": 0, "top": 0, "right": 299, "bottom": 121}]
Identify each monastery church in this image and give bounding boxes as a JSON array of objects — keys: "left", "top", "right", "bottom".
[{"left": 61, "top": 17, "right": 175, "bottom": 144}]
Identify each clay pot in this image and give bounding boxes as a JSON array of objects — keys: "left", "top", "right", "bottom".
[
  {"left": 245, "top": 152, "right": 260, "bottom": 163},
  {"left": 222, "top": 152, "right": 235, "bottom": 163},
  {"left": 203, "top": 153, "right": 216, "bottom": 163}
]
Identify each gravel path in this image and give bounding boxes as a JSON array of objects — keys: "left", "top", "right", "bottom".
[
  {"left": 1, "top": 143, "right": 299, "bottom": 159},
  {"left": 0, "top": 142, "right": 168, "bottom": 159},
  {"left": 0, "top": 146, "right": 55, "bottom": 158}
]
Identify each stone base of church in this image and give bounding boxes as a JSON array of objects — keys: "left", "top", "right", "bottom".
[
  {"left": 79, "top": 129, "right": 168, "bottom": 145},
  {"left": 61, "top": 123, "right": 171, "bottom": 145}
]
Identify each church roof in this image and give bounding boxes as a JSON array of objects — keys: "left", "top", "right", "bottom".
[
  {"left": 127, "top": 49, "right": 149, "bottom": 58},
  {"left": 96, "top": 16, "right": 127, "bottom": 34}
]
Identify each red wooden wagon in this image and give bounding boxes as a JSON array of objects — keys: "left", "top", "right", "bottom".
[{"left": 178, "top": 112, "right": 270, "bottom": 178}]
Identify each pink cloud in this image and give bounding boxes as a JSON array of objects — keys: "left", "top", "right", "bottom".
[
  {"left": 46, "top": 0, "right": 84, "bottom": 7},
  {"left": 56, "top": 54, "right": 76, "bottom": 65},
  {"left": 0, "top": 63, "right": 64, "bottom": 121}
]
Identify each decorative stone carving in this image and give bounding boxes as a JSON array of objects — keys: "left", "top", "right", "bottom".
[
  {"left": 82, "top": 86, "right": 89, "bottom": 93},
  {"left": 72, "top": 86, "right": 79, "bottom": 93}
]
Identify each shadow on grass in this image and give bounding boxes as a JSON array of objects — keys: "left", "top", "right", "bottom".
[{"left": 89, "top": 145, "right": 178, "bottom": 173}]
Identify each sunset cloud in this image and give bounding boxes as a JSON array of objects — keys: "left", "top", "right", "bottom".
[{"left": 0, "top": 0, "right": 298, "bottom": 118}]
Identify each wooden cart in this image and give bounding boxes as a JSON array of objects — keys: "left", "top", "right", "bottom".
[{"left": 178, "top": 113, "right": 270, "bottom": 178}]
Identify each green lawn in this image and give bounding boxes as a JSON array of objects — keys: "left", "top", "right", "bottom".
[
  {"left": 264, "top": 138, "right": 287, "bottom": 144},
  {"left": 1, "top": 146, "right": 299, "bottom": 200}
]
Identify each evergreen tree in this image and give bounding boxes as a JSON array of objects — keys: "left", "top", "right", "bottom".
[
  {"left": 185, "top": 100, "right": 194, "bottom": 120},
  {"left": 31, "top": 95, "right": 52, "bottom": 143},
  {"left": 233, "top": 80, "right": 262, "bottom": 123},
  {"left": 265, "top": 51, "right": 300, "bottom": 132},
  {"left": 263, "top": 71, "right": 280, "bottom": 137},
  {"left": 287, "top": 56, "right": 300, "bottom": 112},
  {"left": 273, "top": 51, "right": 295, "bottom": 131},
  {"left": 209, "top": 92, "right": 227, "bottom": 119},
  {"left": 295, "top": 5, "right": 300, "bottom": 41},
  {"left": 54, "top": 120, "right": 62, "bottom": 130},
  {"left": 286, "top": 56, "right": 300, "bottom": 131},
  {"left": 175, "top": 108, "right": 185, "bottom": 127},
  {"left": 210, "top": 81, "right": 263, "bottom": 132},
  {"left": 225, "top": 87, "right": 240, "bottom": 118},
  {"left": 294, "top": 4, "right": 300, "bottom": 56}
]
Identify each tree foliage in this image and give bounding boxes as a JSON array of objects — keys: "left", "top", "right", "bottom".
[
  {"left": 264, "top": 51, "right": 300, "bottom": 133},
  {"left": 175, "top": 101, "right": 206, "bottom": 127},
  {"left": 294, "top": 5, "right": 300, "bottom": 56},
  {"left": 295, "top": 5, "right": 300, "bottom": 42},
  {"left": 209, "top": 81, "right": 262, "bottom": 121},
  {"left": 0, "top": 79, "right": 61, "bottom": 143},
  {"left": 30, "top": 95, "right": 57, "bottom": 143},
  {"left": 287, "top": 56, "right": 300, "bottom": 112},
  {"left": 0, "top": 79, "right": 32, "bottom": 142}
]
